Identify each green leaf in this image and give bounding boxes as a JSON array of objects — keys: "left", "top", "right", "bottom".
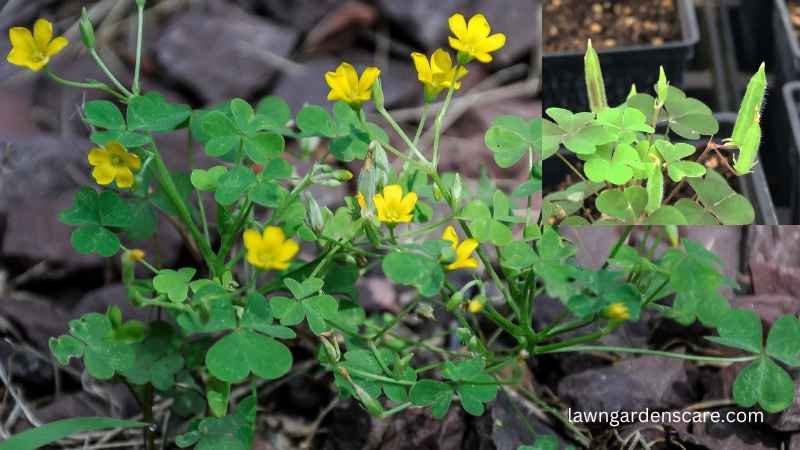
[
  {"left": 501, "top": 242, "right": 536, "bottom": 270},
  {"left": 153, "top": 268, "right": 196, "bottom": 303},
  {"left": 667, "top": 161, "right": 706, "bottom": 182},
  {"left": 256, "top": 96, "right": 292, "bottom": 131},
  {"left": 410, "top": 380, "right": 453, "bottom": 419},
  {"left": 84, "top": 100, "right": 126, "bottom": 131},
  {"left": 127, "top": 92, "right": 191, "bottom": 132},
  {"left": 733, "top": 356, "right": 795, "bottom": 413},
  {"left": 207, "top": 378, "right": 231, "bottom": 418},
  {"left": 244, "top": 132, "right": 284, "bottom": 165},
  {"left": 297, "top": 105, "right": 336, "bottom": 137},
  {"left": 330, "top": 133, "right": 370, "bottom": 161},
  {"left": 484, "top": 116, "right": 534, "bottom": 168},
  {"left": 642, "top": 206, "right": 687, "bottom": 225},
  {"left": 191, "top": 166, "right": 228, "bottom": 192},
  {"left": 284, "top": 277, "right": 324, "bottom": 299},
  {"left": 595, "top": 187, "right": 647, "bottom": 223},
  {"left": 248, "top": 180, "right": 284, "bottom": 208},
  {"left": 0, "top": 417, "right": 146, "bottom": 450},
  {"left": 382, "top": 251, "right": 444, "bottom": 297},
  {"left": 205, "top": 330, "right": 292, "bottom": 383},
  {"left": 302, "top": 294, "right": 339, "bottom": 335},
  {"left": 59, "top": 188, "right": 101, "bottom": 226},
  {"left": 765, "top": 315, "right": 800, "bottom": 367},
  {"left": 707, "top": 309, "right": 762, "bottom": 354},
  {"left": 270, "top": 296, "right": 306, "bottom": 326},
  {"left": 50, "top": 313, "right": 135, "bottom": 380},
  {"left": 97, "top": 191, "right": 134, "bottom": 228},
  {"left": 71, "top": 225, "right": 120, "bottom": 257},
  {"left": 215, "top": 166, "right": 256, "bottom": 206},
  {"left": 688, "top": 170, "right": 754, "bottom": 225}
]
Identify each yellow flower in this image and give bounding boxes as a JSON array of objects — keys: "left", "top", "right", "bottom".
[
  {"left": 448, "top": 13, "right": 506, "bottom": 64},
  {"left": 356, "top": 192, "right": 367, "bottom": 210},
  {"left": 467, "top": 298, "right": 484, "bottom": 314},
  {"left": 243, "top": 226, "right": 299, "bottom": 271},
  {"left": 442, "top": 225, "right": 479, "bottom": 270},
  {"left": 325, "top": 62, "right": 381, "bottom": 107},
  {"left": 605, "top": 303, "right": 630, "bottom": 321},
  {"left": 88, "top": 141, "right": 141, "bottom": 189},
  {"left": 411, "top": 49, "right": 468, "bottom": 100},
  {"left": 127, "top": 249, "right": 146, "bottom": 263},
  {"left": 373, "top": 185, "right": 417, "bottom": 224},
  {"left": 6, "top": 19, "right": 69, "bottom": 72}
]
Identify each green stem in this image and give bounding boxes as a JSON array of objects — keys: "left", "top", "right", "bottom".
[
  {"left": 216, "top": 201, "right": 253, "bottom": 269},
  {"left": 376, "top": 104, "right": 430, "bottom": 164},
  {"left": 132, "top": 3, "right": 145, "bottom": 95},
  {"left": 432, "top": 83, "right": 457, "bottom": 168},
  {"left": 45, "top": 69, "right": 126, "bottom": 101},
  {"left": 546, "top": 345, "right": 758, "bottom": 363},
  {"left": 532, "top": 323, "right": 620, "bottom": 354},
  {"left": 151, "top": 149, "right": 217, "bottom": 276},
  {"left": 413, "top": 102, "right": 430, "bottom": 147},
  {"left": 90, "top": 49, "right": 134, "bottom": 98}
]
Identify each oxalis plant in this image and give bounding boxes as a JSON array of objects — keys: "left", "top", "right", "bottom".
[
  {"left": 2, "top": 4, "right": 795, "bottom": 450},
  {"left": 542, "top": 40, "right": 767, "bottom": 226}
]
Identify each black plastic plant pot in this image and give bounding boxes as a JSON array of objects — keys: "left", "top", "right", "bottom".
[
  {"left": 542, "top": 114, "right": 778, "bottom": 225},
  {"left": 541, "top": 0, "right": 700, "bottom": 111},
  {"left": 774, "top": 0, "right": 800, "bottom": 85},
  {"left": 732, "top": 0, "right": 774, "bottom": 72},
  {"left": 780, "top": 81, "right": 800, "bottom": 223}
]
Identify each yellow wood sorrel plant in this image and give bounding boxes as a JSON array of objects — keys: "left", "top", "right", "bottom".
[
  {"left": 3, "top": 3, "right": 798, "bottom": 450},
  {"left": 542, "top": 41, "right": 767, "bottom": 226}
]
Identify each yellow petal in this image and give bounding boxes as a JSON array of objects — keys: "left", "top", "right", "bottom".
[
  {"left": 467, "top": 14, "right": 491, "bottom": 39},
  {"left": 448, "top": 36, "right": 467, "bottom": 53},
  {"left": 123, "top": 151, "right": 141, "bottom": 170},
  {"left": 325, "top": 71, "right": 346, "bottom": 100},
  {"left": 474, "top": 52, "right": 493, "bottom": 63},
  {"left": 6, "top": 48, "right": 34, "bottom": 69},
  {"left": 478, "top": 33, "right": 506, "bottom": 53},
  {"left": 247, "top": 251, "right": 268, "bottom": 270},
  {"left": 262, "top": 226, "right": 286, "bottom": 247},
  {"left": 276, "top": 239, "right": 300, "bottom": 265},
  {"left": 88, "top": 148, "right": 110, "bottom": 166},
  {"left": 9, "top": 27, "right": 35, "bottom": 53},
  {"left": 356, "top": 192, "right": 367, "bottom": 209},
  {"left": 400, "top": 191, "right": 418, "bottom": 215},
  {"left": 92, "top": 165, "right": 115, "bottom": 185},
  {"left": 431, "top": 49, "right": 453, "bottom": 74},
  {"left": 115, "top": 167, "right": 134, "bottom": 188},
  {"left": 411, "top": 52, "right": 432, "bottom": 82},
  {"left": 47, "top": 36, "right": 68, "bottom": 57},
  {"left": 448, "top": 14, "right": 468, "bottom": 40},
  {"left": 382, "top": 184, "right": 404, "bottom": 204},
  {"left": 358, "top": 67, "right": 381, "bottom": 92},
  {"left": 243, "top": 229, "right": 262, "bottom": 251},
  {"left": 338, "top": 63, "right": 359, "bottom": 91},
  {"left": 442, "top": 225, "right": 459, "bottom": 248},
  {"left": 33, "top": 19, "right": 53, "bottom": 51},
  {"left": 456, "top": 238, "right": 479, "bottom": 262},
  {"left": 373, "top": 193, "right": 387, "bottom": 220}
]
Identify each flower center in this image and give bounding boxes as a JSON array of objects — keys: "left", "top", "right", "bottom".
[
  {"left": 258, "top": 250, "right": 273, "bottom": 264},
  {"left": 31, "top": 50, "right": 46, "bottom": 63},
  {"left": 110, "top": 155, "right": 124, "bottom": 166}
]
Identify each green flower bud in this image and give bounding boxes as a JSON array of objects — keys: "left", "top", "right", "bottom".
[
  {"left": 79, "top": 7, "right": 96, "bottom": 49},
  {"left": 655, "top": 66, "right": 669, "bottom": 107},
  {"left": 731, "top": 63, "right": 767, "bottom": 146},
  {"left": 447, "top": 292, "right": 465, "bottom": 311},
  {"left": 734, "top": 122, "right": 761, "bottom": 176},
  {"left": 372, "top": 78, "right": 385, "bottom": 110},
  {"left": 584, "top": 40, "right": 608, "bottom": 114}
]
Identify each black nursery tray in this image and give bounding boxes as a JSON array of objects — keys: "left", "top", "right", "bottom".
[{"left": 542, "top": 0, "right": 700, "bottom": 111}]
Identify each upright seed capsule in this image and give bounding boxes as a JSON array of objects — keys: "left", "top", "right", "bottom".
[
  {"left": 731, "top": 63, "right": 767, "bottom": 146},
  {"left": 584, "top": 40, "right": 608, "bottom": 114},
  {"left": 734, "top": 122, "right": 761, "bottom": 176}
]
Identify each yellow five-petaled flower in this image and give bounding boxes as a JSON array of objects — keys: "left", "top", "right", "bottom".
[
  {"left": 6, "top": 19, "right": 68, "bottom": 72},
  {"left": 411, "top": 49, "right": 468, "bottom": 101},
  {"left": 373, "top": 185, "right": 417, "bottom": 224},
  {"left": 244, "top": 226, "right": 300, "bottom": 271},
  {"left": 88, "top": 141, "right": 141, "bottom": 189},
  {"left": 325, "top": 62, "right": 381, "bottom": 108},
  {"left": 442, "top": 225, "right": 479, "bottom": 270},
  {"left": 448, "top": 13, "right": 506, "bottom": 64}
]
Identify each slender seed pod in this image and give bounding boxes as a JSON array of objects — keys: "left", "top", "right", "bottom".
[
  {"left": 584, "top": 40, "right": 608, "bottom": 114},
  {"left": 734, "top": 122, "right": 761, "bottom": 176},
  {"left": 731, "top": 63, "right": 767, "bottom": 146},
  {"left": 79, "top": 7, "right": 96, "bottom": 49},
  {"left": 655, "top": 66, "right": 669, "bottom": 107}
]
